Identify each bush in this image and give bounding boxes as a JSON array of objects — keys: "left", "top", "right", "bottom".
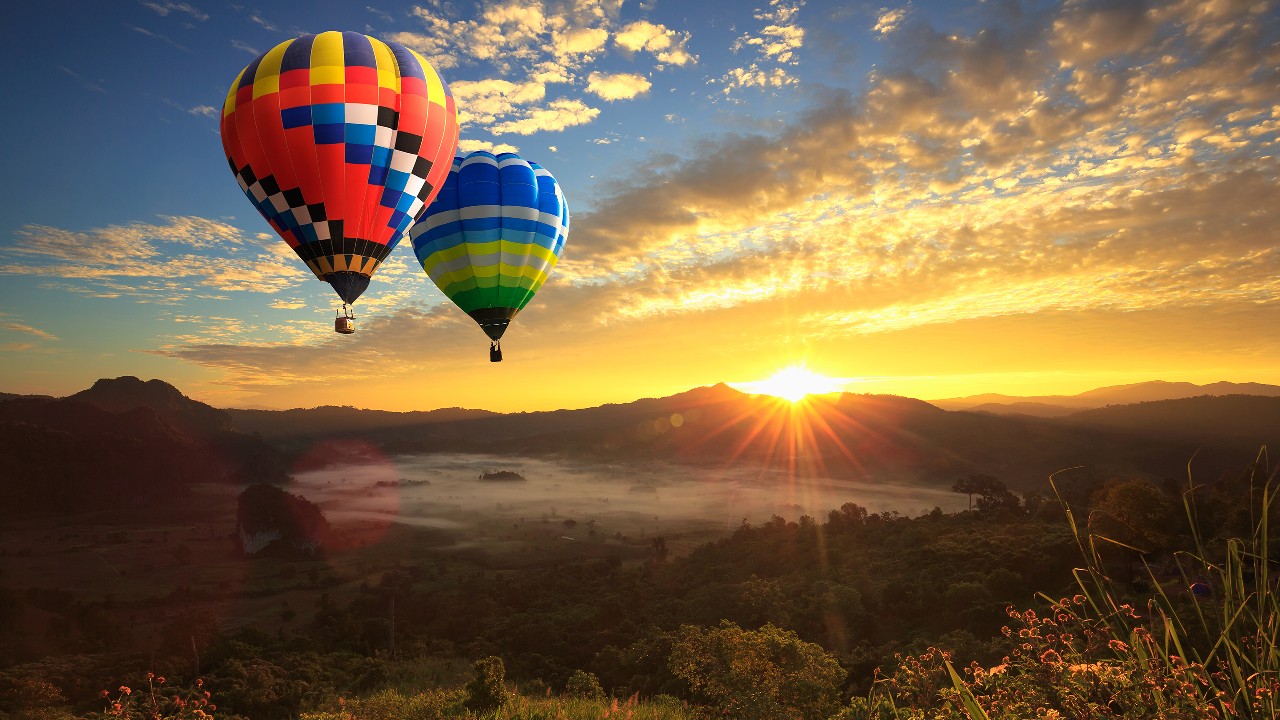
[
  {"left": 669, "top": 621, "right": 843, "bottom": 720},
  {"left": 463, "top": 656, "right": 509, "bottom": 713},
  {"left": 563, "top": 670, "right": 603, "bottom": 700}
]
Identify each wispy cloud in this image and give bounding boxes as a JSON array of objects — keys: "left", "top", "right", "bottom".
[
  {"left": 366, "top": 5, "right": 394, "bottom": 23},
  {"left": 230, "top": 38, "right": 259, "bottom": 55},
  {"left": 2, "top": 216, "right": 308, "bottom": 302},
  {"left": 141, "top": 1, "right": 208, "bottom": 21},
  {"left": 131, "top": 25, "right": 192, "bottom": 52},
  {"left": 248, "top": 13, "right": 277, "bottom": 32},
  {"left": 0, "top": 315, "right": 57, "bottom": 342},
  {"left": 58, "top": 66, "right": 106, "bottom": 94}
]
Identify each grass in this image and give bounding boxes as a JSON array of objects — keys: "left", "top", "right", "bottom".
[{"left": 873, "top": 448, "right": 1280, "bottom": 719}]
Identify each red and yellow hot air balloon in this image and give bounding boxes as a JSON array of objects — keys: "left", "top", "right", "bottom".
[{"left": 220, "top": 31, "right": 459, "bottom": 333}]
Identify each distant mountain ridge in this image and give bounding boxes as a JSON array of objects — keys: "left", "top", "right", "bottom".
[
  {"left": 932, "top": 380, "right": 1280, "bottom": 416},
  {"left": 0, "top": 376, "right": 285, "bottom": 518},
  {"left": 3, "top": 377, "right": 1276, "bottom": 518},
  {"left": 229, "top": 381, "right": 1274, "bottom": 491}
]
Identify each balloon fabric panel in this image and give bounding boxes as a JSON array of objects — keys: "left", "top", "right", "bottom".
[
  {"left": 408, "top": 151, "right": 569, "bottom": 341},
  {"left": 220, "top": 31, "right": 459, "bottom": 304}
]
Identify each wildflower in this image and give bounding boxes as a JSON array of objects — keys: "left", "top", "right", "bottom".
[
  {"left": 101, "top": 690, "right": 110, "bottom": 698},
  {"left": 120, "top": 686, "right": 131, "bottom": 695},
  {"left": 1040, "top": 649, "right": 1063, "bottom": 664},
  {"left": 156, "top": 676, "right": 165, "bottom": 684},
  {"left": 196, "top": 678, "right": 204, "bottom": 688},
  {"left": 1109, "top": 639, "right": 1129, "bottom": 652}
]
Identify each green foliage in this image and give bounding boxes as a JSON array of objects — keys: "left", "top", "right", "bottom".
[
  {"left": 299, "top": 687, "right": 462, "bottom": 720},
  {"left": 668, "top": 621, "right": 842, "bottom": 720},
  {"left": 875, "top": 451, "right": 1280, "bottom": 719},
  {"left": 464, "top": 657, "right": 509, "bottom": 714},
  {"left": 562, "top": 670, "right": 603, "bottom": 700}
]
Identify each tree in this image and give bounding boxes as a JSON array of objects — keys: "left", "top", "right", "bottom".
[
  {"left": 952, "top": 475, "right": 1021, "bottom": 513},
  {"left": 464, "top": 656, "right": 509, "bottom": 713},
  {"left": 669, "top": 621, "right": 843, "bottom": 720},
  {"left": 564, "top": 669, "right": 604, "bottom": 699}
]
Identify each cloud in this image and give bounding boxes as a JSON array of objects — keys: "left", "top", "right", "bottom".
[
  {"left": 491, "top": 98, "right": 600, "bottom": 135},
  {"left": 558, "top": 0, "right": 1280, "bottom": 324},
  {"left": 586, "top": 71, "right": 651, "bottom": 101},
  {"left": 230, "top": 38, "right": 259, "bottom": 55},
  {"left": 718, "top": 0, "right": 805, "bottom": 95},
  {"left": 141, "top": 1, "right": 208, "bottom": 21},
  {"left": 187, "top": 105, "right": 218, "bottom": 117},
  {"left": 269, "top": 299, "right": 308, "bottom": 310},
  {"left": 248, "top": 13, "right": 276, "bottom": 31},
  {"left": 614, "top": 19, "right": 696, "bottom": 66},
  {"left": 873, "top": 7, "right": 904, "bottom": 35},
  {"left": 0, "top": 315, "right": 57, "bottom": 341},
  {"left": 366, "top": 5, "right": 394, "bottom": 23},
  {"left": 131, "top": 25, "right": 192, "bottom": 52},
  {"left": 389, "top": 1, "right": 694, "bottom": 138},
  {"left": 457, "top": 138, "right": 520, "bottom": 154},
  {"left": 58, "top": 66, "right": 106, "bottom": 94},
  {"left": 1, "top": 216, "right": 308, "bottom": 301},
  {"left": 148, "top": 1, "right": 1280, "bottom": 403},
  {"left": 452, "top": 78, "right": 548, "bottom": 126}
]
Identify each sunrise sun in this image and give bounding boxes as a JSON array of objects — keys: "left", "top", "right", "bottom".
[{"left": 732, "top": 365, "right": 851, "bottom": 402}]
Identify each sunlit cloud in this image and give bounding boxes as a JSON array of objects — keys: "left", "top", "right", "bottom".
[
  {"left": 0, "top": 315, "right": 57, "bottom": 341},
  {"left": 719, "top": 0, "right": 805, "bottom": 95},
  {"left": 457, "top": 138, "right": 521, "bottom": 154},
  {"left": 1, "top": 216, "right": 307, "bottom": 302},
  {"left": 586, "top": 71, "right": 652, "bottom": 101},
  {"left": 389, "top": 0, "right": 692, "bottom": 139},
  {"left": 139, "top": 1, "right": 1280, "bottom": 406},
  {"left": 613, "top": 19, "right": 695, "bottom": 66},
  {"left": 873, "top": 7, "right": 904, "bottom": 36}
]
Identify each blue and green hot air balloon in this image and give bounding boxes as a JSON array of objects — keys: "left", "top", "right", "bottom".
[{"left": 408, "top": 151, "right": 569, "bottom": 361}]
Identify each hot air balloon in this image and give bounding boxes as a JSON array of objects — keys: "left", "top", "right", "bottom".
[
  {"left": 408, "top": 151, "right": 569, "bottom": 361},
  {"left": 220, "top": 31, "right": 459, "bottom": 333}
]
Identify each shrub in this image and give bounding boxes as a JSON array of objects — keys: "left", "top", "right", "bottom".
[
  {"left": 669, "top": 621, "right": 842, "bottom": 720},
  {"left": 563, "top": 670, "right": 604, "bottom": 700},
  {"left": 463, "top": 656, "right": 509, "bottom": 713}
]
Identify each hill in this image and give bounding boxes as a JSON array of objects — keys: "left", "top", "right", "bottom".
[
  {"left": 932, "top": 380, "right": 1280, "bottom": 416},
  {"left": 223, "top": 383, "right": 1256, "bottom": 491},
  {"left": 1061, "top": 395, "right": 1280, "bottom": 444},
  {"left": 0, "top": 376, "right": 286, "bottom": 518}
]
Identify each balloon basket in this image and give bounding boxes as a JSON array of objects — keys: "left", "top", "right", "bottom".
[{"left": 335, "top": 305, "right": 355, "bottom": 335}]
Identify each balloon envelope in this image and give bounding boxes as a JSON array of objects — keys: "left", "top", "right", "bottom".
[
  {"left": 409, "top": 151, "right": 569, "bottom": 340},
  {"left": 220, "top": 31, "right": 459, "bottom": 304}
]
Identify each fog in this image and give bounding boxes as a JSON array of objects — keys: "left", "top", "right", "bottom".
[{"left": 293, "top": 452, "right": 967, "bottom": 544}]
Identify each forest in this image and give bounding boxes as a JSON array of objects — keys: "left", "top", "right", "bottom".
[{"left": 2, "top": 448, "right": 1275, "bottom": 719}]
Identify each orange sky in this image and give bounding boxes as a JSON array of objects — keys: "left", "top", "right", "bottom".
[{"left": 1, "top": 1, "right": 1277, "bottom": 411}]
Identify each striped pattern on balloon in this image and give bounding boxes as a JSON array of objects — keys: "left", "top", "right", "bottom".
[{"left": 409, "top": 151, "right": 570, "bottom": 349}]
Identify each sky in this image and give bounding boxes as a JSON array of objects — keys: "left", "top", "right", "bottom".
[{"left": 0, "top": 0, "right": 1278, "bottom": 412}]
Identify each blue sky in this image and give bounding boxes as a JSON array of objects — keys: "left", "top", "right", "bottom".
[{"left": 1, "top": 0, "right": 1278, "bottom": 411}]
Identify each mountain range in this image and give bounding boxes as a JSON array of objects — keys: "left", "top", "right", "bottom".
[
  {"left": 932, "top": 380, "right": 1280, "bottom": 416},
  {"left": 1, "top": 376, "right": 1276, "bottom": 519}
]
